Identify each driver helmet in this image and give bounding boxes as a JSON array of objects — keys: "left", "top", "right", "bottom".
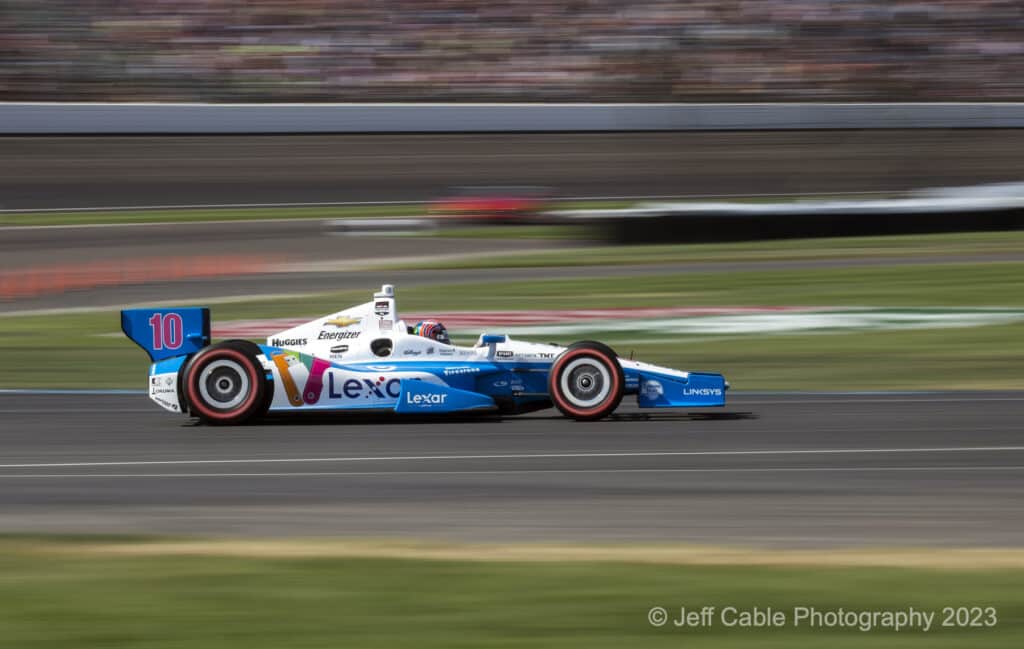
[{"left": 413, "top": 320, "right": 450, "bottom": 345}]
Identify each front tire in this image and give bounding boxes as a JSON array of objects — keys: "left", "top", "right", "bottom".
[
  {"left": 548, "top": 341, "right": 625, "bottom": 421},
  {"left": 183, "top": 341, "right": 267, "bottom": 425}
]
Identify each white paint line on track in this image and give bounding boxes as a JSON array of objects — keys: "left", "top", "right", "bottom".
[
  {"left": 0, "top": 409, "right": 154, "bottom": 414},
  {"left": 0, "top": 389, "right": 145, "bottom": 395},
  {"left": 2, "top": 446, "right": 1023, "bottom": 469},
  {"left": 0, "top": 191, "right": 891, "bottom": 217},
  {"left": 736, "top": 397, "right": 1024, "bottom": 404},
  {"left": 1, "top": 465, "right": 1021, "bottom": 479}
]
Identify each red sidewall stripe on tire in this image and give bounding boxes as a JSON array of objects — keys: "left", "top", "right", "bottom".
[
  {"left": 186, "top": 348, "right": 261, "bottom": 421},
  {"left": 549, "top": 348, "right": 622, "bottom": 417}
]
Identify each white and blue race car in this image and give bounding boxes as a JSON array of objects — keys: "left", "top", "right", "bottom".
[{"left": 122, "top": 285, "right": 727, "bottom": 424}]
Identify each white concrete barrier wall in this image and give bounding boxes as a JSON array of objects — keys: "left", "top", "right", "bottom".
[{"left": 3, "top": 102, "right": 1024, "bottom": 134}]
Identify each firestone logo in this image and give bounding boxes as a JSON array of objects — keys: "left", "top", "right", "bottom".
[{"left": 443, "top": 367, "right": 479, "bottom": 376}]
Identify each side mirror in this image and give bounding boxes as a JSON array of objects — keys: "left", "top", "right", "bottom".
[{"left": 480, "top": 334, "right": 507, "bottom": 344}]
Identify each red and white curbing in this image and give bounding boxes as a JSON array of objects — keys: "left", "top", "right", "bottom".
[{"left": 0, "top": 254, "right": 280, "bottom": 300}]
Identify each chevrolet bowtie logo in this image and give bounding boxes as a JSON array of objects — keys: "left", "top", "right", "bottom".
[{"left": 324, "top": 317, "right": 360, "bottom": 328}]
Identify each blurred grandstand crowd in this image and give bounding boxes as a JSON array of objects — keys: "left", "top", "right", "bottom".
[{"left": 3, "top": 0, "right": 1023, "bottom": 102}]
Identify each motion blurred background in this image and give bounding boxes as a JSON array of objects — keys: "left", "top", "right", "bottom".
[
  {"left": 4, "top": 0, "right": 1024, "bottom": 102},
  {"left": 2, "top": 2, "right": 1024, "bottom": 648}
]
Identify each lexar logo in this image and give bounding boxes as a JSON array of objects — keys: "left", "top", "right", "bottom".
[
  {"left": 407, "top": 392, "right": 448, "bottom": 405},
  {"left": 327, "top": 374, "right": 401, "bottom": 400}
]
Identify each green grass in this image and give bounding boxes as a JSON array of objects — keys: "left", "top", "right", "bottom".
[
  {"left": 2, "top": 262, "right": 1023, "bottom": 389},
  {"left": 0, "top": 204, "right": 427, "bottom": 227},
  {"left": 397, "top": 230, "right": 1024, "bottom": 270},
  {"left": 0, "top": 539, "right": 1021, "bottom": 648}
]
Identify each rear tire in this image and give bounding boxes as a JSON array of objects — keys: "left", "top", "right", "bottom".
[
  {"left": 548, "top": 341, "right": 624, "bottom": 421},
  {"left": 183, "top": 340, "right": 267, "bottom": 425}
]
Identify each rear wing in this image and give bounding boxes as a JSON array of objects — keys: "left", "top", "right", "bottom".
[{"left": 121, "top": 307, "right": 210, "bottom": 362}]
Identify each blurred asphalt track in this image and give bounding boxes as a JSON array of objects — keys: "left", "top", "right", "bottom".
[
  {"left": 5, "top": 130, "right": 1024, "bottom": 210},
  {"left": 3, "top": 132, "right": 1022, "bottom": 548},
  {"left": 1, "top": 391, "right": 1022, "bottom": 547}
]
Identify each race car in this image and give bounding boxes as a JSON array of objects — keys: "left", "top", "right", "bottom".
[{"left": 121, "top": 285, "right": 728, "bottom": 424}]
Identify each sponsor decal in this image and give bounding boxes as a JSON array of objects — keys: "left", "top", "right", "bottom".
[
  {"left": 443, "top": 366, "right": 479, "bottom": 376},
  {"left": 328, "top": 374, "right": 402, "bottom": 400},
  {"left": 324, "top": 316, "right": 360, "bottom": 328},
  {"left": 152, "top": 388, "right": 176, "bottom": 396},
  {"left": 406, "top": 392, "right": 448, "bottom": 406},
  {"left": 318, "top": 330, "right": 360, "bottom": 341},
  {"left": 426, "top": 347, "right": 435, "bottom": 356},
  {"left": 271, "top": 352, "right": 304, "bottom": 406},
  {"left": 153, "top": 396, "right": 179, "bottom": 411},
  {"left": 684, "top": 387, "right": 723, "bottom": 397},
  {"left": 329, "top": 344, "right": 349, "bottom": 354},
  {"left": 492, "top": 379, "right": 509, "bottom": 388},
  {"left": 379, "top": 318, "right": 393, "bottom": 331},
  {"left": 439, "top": 348, "right": 455, "bottom": 356},
  {"left": 641, "top": 380, "right": 664, "bottom": 400},
  {"left": 403, "top": 349, "right": 423, "bottom": 356},
  {"left": 496, "top": 350, "right": 514, "bottom": 359},
  {"left": 374, "top": 300, "right": 390, "bottom": 317},
  {"left": 303, "top": 358, "right": 331, "bottom": 405},
  {"left": 271, "top": 338, "right": 307, "bottom": 347}
]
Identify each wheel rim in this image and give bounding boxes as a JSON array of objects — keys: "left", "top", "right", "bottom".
[
  {"left": 198, "top": 359, "right": 251, "bottom": 410},
  {"left": 559, "top": 357, "right": 611, "bottom": 409}
]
